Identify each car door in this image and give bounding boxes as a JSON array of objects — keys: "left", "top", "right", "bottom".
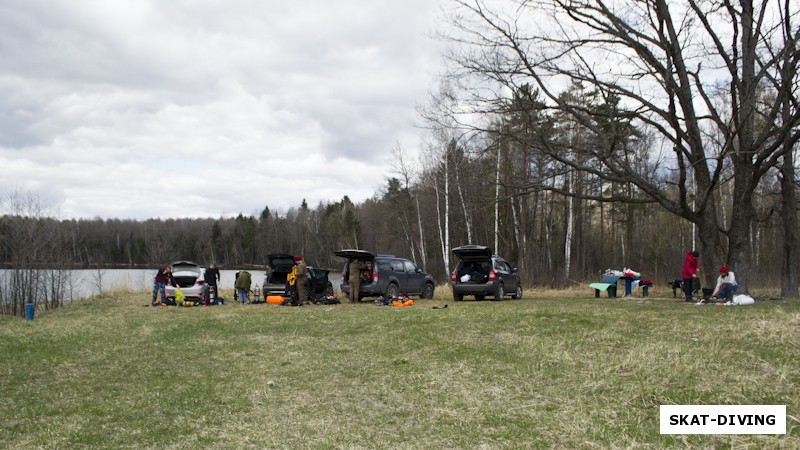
[
  {"left": 402, "top": 260, "right": 425, "bottom": 294},
  {"left": 497, "top": 259, "right": 518, "bottom": 292},
  {"left": 388, "top": 259, "right": 407, "bottom": 293}
]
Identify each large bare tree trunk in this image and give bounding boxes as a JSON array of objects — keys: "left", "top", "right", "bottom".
[{"left": 780, "top": 1, "right": 799, "bottom": 298}]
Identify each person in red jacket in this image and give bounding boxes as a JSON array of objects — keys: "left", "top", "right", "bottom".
[
  {"left": 681, "top": 251, "right": 699, "bottom": 302},
  {"left": 151, "top": 265, "right": 173, "bottom": 306}
]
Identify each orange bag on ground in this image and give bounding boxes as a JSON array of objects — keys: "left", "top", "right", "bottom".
[
  {"left": 392, "top": 299, "right": 414, "bottom": 307},
  {"left": 266, "top": 295, "right": 284, "bottom": 305}
]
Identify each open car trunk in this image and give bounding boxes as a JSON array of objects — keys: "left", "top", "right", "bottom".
[
  {"left": 170, "top": 260, "right": 202, "bottom": 287},
  {"left": 267, "top": 254, "right": 296, "bottom": 273},
  {"left": 452, "top": 246, "right": 492, "bottom": 284},
  {"left": 335, "top": 249, "right": 376, "bottom": 281}
]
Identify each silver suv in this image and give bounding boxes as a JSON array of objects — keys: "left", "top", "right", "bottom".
[
  {"left": 335, "top": 249, "right": 435, "bottom": 301},
  {"left": 450, "top": 245, "right": 522, "bottom": 301}
]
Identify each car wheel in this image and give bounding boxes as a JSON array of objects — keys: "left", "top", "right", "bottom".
[
  {"left": 494, "top": 283, "right": 504, "bottom": 301},
  {"left": 386, "top": 283, "right": 399, "bottom": 298},
  {"left": 421, "top": 283, "right": 434, "bottom": 299},
  {"left": 325, "top": 283, "right": 334, "bottom": 297},
  {"left": 453, "top": 292, "right": 463, "bottom": 301},
  {"left": 512, "top": 284, "right": 523, "bottom": 299}
]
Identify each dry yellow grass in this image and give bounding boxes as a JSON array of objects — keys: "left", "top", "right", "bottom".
[{"left": 1, "top": 290, "right": 797, "bottom": 448}]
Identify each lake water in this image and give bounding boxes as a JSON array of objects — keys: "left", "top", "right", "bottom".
[{"left": 4, "top": 268, "right": 342, "bottom": 301}]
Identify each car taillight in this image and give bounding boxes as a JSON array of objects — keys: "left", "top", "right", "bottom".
[
  {"left": 489, "top": 270, "right": 497, "bottom": 281},
  {"left": 196, "top": 280, "right": 205, "bottom": 286},
  {"left": 451, "top": 270, "right": 457, "bottom": 282},
  {"left": 373, "top": 270, "right": 379, "bottom": 284}
]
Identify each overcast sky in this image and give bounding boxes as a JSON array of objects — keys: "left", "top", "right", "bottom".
[{"left": 0, "top": 0, "right": 446, "bottom": 220}]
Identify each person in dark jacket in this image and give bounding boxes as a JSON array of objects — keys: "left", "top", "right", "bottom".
[
  {"left": 681, "top": 251, "right": 699, "bottom": 302},
  {"left": 205, "top": 263, "right": 221, "bottom": 304}
]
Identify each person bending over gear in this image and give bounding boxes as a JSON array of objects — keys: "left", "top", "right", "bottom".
[
  {"left": 235, "top": 270, "right": 252, "bottom": 304},
  {"left": 711, "top": 266, "right": 738, "bottom": 303}
]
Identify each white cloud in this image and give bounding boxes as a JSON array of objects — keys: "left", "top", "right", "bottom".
[{"left": 0, "top": 0, "right": 445, "bottom": 219}]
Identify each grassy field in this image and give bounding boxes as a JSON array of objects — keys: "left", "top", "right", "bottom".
[{"left": 1, "top": 287, "right": 798, "bottom": 449}]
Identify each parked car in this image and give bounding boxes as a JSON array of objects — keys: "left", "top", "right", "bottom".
[
  {"left": 166, "top": 260, "right": 210, "bottom": 304},
  {"left": 262, "top": 253, "right": 334, "bottom": 302},
  {"left": 335, "top": 249, "right": 435, "bottom": 301},
  {"left": 450, "top": 245, "right": 523, "bottom": 301}
]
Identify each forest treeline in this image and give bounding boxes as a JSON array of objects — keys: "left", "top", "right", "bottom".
[{"left": 0, "top": 162, "right": 790, "bottom": 290}]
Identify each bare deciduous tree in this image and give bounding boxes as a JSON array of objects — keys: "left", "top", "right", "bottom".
[{"left": 439, "top": 0, "right": 800, "bottom": 291}]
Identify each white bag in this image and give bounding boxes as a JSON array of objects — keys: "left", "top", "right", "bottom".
[
  {"left": 733, "top": 294, "right": 754, "bottom": 305},
  {"left": 460, "top": 274, "right": 471, "bottom": 282}
]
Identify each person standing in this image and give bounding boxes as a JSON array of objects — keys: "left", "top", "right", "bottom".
[
  {"left": 348, "top": 258, "right": 365, "bottom": 303},
  {"left": 151, "top": 265, "right": 172, "bottom": 306},
  {"left": 294, "top": 255, "right": 308, "bottom": 305},
  {"left": 235, "top": 270, "right": 252, "bottom": 304},
  {"left": 681, "top": 251, "right": 699, "bottom": 302},
  {"left": 710, "top": 266, "right": 738, "bottom": 303},
  {"left": 205, "top": 263, "right": 221, "bottom": 304}
]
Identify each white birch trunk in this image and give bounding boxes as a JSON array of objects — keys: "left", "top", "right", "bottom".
[
  {"left": 512, "top": 199, "right": 520, "bottom": 258},
  {"left": 494, "top": 146, "right": 501, "bottom": 251},
  {"left": 443, "top": 150, "right": 450, "bottom": 276},
  {"left": 416, "top": 195, "right": 426, "bottom": 269},
  {"left": 564, "top": 191, "right": 573, "bottom": 279},
  {"left": 455, "top": 167, "right": 473, "bottom": 243}
]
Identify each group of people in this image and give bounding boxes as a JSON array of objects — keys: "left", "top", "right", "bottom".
[
  {"left": 151, "top": 263, "right": 222, "bottom": 306},
  {"left": 151, "top": 258, "right": 309, "bottom": 306},
  {"left": 228, "top": 255, "right": 309, "bottom": 305},
  {"left": 681, "top": 250, "right": 738, "bottom": 304}
]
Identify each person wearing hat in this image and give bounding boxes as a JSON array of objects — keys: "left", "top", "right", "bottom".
[
  {"left": 293, "top": 255, "right": 308, "bottom": 305},
  {"left": 711, "top": 266, "right": 738, "bottom": 303},
  {"left": 681, "top": 250, "right": 700, "bottom": 302}
]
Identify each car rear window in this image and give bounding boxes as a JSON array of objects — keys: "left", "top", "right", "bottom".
[{"left": 271, "top": 257, "right": 295, "bottom": 270}]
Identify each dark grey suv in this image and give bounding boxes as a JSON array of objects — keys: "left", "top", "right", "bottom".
[
  {"left": 335, "top": 249, "right": 435, "bottom": 301},
  {"left": 262, "top": 254, "right": 334, "bottom": 302},
  {"left": 450, "top": 245, "right": 522, "bottom": 301}
]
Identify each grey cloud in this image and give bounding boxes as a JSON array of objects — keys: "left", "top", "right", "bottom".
[{"left": 0, "top": 0, "right": 444, "bottom": 219}]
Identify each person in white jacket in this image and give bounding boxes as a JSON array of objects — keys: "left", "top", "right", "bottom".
[{"left": 711, "top": 266, "right": 738, "bottom": 302}]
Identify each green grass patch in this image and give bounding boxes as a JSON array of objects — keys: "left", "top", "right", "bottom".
[{"left": 1, "top": 292, "right": 798, "bottom": 448}]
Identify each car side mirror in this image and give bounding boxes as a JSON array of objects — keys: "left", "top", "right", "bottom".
[
  {"left": 416, "top": 268, "right": 422, "bottom": 273},
  {"left": 512, "top": 268, "right": 518, "bottom": 273}
]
